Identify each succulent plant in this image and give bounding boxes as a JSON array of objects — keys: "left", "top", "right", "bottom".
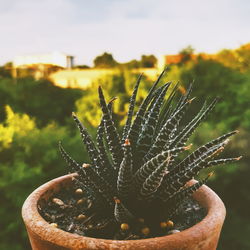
[{"left": 59, "top": 69, "right": 241, "bottom": 239}]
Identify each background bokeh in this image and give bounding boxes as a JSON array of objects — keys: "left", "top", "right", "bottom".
[{"left": 1, "top": 48, "right": 250, "bottom": 249}]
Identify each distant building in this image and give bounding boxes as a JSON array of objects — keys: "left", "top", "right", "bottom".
[
  {"left": 49, "top": 68, "right": 158, "bottom": 89},
  {"left": 13, "top": 52, "right": 74, "bottom": 68},
  {"left": 12, "top": 52, "right": 74, "bottom": 79},
  {"left": 49, "top": 69, "right": 114, "bottom": 89},
  {"left": 158, "top": 53, "right": 215, "bottom": 70},
  {"left": 11, "top": 51, "right": 217, "bottom": 88}
]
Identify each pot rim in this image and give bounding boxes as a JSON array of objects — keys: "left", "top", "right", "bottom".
[{"left": 22, "top": 174, "right": 226, "bottom": 249}]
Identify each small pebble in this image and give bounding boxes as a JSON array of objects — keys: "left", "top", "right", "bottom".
[
  {"left": 121, "top": 223, "right": 129, "bottom": 231},
  {"left": 166, "top": 220, "right": 174, "bottom": 228},
  {"left": 77, "top": 199, "right": 85, "bottom": 205},
  {"left": 160, "top": 222, "right": 168, "bottom": 229},
  {"left": 75, "top": 188, "right": 83, "bottom": 195},
  {"left": 141, "top": 227, "right": 150, "bottom": 236},
  {"left": 168, "top": 229, "right": 180, "bottom": 235},
  {"left": 77, "top": 214, "right": 86, "bottom": 221},
  {"left": 50, "top": 223, "right": 58, "bottom": 228},
  {"left": 52, "top": 198, "right": 64, "bottom": 206}
]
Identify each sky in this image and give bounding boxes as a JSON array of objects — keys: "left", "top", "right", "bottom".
[{"left": 0, "top": 0, "right": 250, "bottom": 66}]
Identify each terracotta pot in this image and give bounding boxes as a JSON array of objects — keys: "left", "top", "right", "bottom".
[{"left": 22, "top": 174, "right": 226, "bottom": 250}]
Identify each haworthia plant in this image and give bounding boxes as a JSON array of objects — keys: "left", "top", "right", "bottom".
[{"left": 60, "top": 71, "right": 241, "bottom": 239}]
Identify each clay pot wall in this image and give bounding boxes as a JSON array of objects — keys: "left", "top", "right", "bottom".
[{"left": 22, "top": 174, "right": 226, "bottom": 250}]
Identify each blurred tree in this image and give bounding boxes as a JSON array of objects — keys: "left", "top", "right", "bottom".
[
  {"left": 0, "top": 107, "right": 88, "bottom": 250},
  {"left": 216, "top": 49, "right": 239, "bottom": 70},
  {"left": 0, "top": 62, "right": 12, "bottom": 78},
  {"left": 94, "top": 52, "right": 118, "bottom": 68},
  {"left": 122, "top": 59, "right": 141, "bottom": 69},
  {"left": 0, "top": 77, "right": 82, "bottom": 126},
  {"left": 236, "top": 43, "right": 250, "bottom": 72},
  {"left": 141, "top": 54, "right": 157, "bottom": 68},
  {"left": 180, "top": 59, "right": 250, "bottom": 130},
  {"left": 178, "top": 45, "right": 195, "bottom": 64},
  {"left": 0, "top": 106, "right": 35, "bottom": 147},
  {"left": 216, "top": 43, "right": 250, "bottom": 72},
  {"left": 74, "top": 65, "right": 90, "bottom": 69}
]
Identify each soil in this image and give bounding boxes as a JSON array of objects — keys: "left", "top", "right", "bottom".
[{"left": 38, "top": 183, "right": 207, "bottom": 240}]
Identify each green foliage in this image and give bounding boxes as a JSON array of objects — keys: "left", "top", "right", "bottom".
[
  {"left": 94, "top": 52, "right": 118, "bottom": 68},
  {"left": 92, "top": 53, "right": 157, "bottom": 69},
  {"left": 0, "top": 106, "right": 35, "bottom": 148},
  {"left": 140, "top": 54, "right": 157, "bottom": 68},
  {"left": 179, "top": 59, "right": 250, "bottom": 130},
  {"left": 0, "top": 77, "right": 82, "bottom": 126},
  {"left": 0, "top": 62, "right": 12, "bottom": 78},
  {"left": 216, "top": 43, "right": 250, "bottom": 72},
  {"left": 0, "top": 77, "right": 85, "bottom": 249},
  {"left": 74, "top": 65, "right": 90, "bottom": 69},
  {"left": 123, "top": 59, "right": 141, "bottom": 69},
  {"left": 178, "top": 45, "right": 195, "bottom": 64},
  {"left": 121, "top": 55, "right": 157, "bottom": 69},
  {"left": 0, "top": 106, "right": 87, "bottom": 250}
]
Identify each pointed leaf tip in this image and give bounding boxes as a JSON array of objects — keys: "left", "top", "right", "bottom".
[
  {"left": 215, "top": 96, "right": 222, "bottom": 102},
  {"left": 208, "top": 171, "right": 214, "bottom": 178},
  {"left": 114, "top": 197, "right": 121, "bottom": 203},
  {"left": 184, "top": 144, "right": 192, "bottom": 150},
  {"left": 188, "top": 97, "right": 196, "bottom": 103},
  {"left": 109, "top": 97, "right": 118, "bottom": 103},
  {"left": 124, "top": 138, "right": 131, "bottom": 146},
  {"left": 163, "top": 66, "right": 168, "bottom": 72},
  {"left": 218, "top": 146, "right": 225, "bottom": 153},
  {"left": 98, "top": 85, "right": 104, "bottom": 96}
]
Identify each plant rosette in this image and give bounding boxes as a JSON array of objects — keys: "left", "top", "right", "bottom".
[{"left": 22, "top": 70, "right": 240, "bottom": 249}]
